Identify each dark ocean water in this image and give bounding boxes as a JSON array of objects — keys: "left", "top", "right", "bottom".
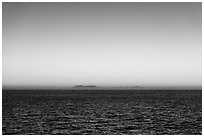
[{"left": 2, "top": 90, "right": 202, "bottom": 135}]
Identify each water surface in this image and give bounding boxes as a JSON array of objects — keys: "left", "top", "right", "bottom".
[{"left": 2, "top": 90, "right": 202, "bottom": 135}]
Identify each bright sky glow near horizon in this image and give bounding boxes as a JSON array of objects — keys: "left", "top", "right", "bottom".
[{"left": 2, "top": 2, "right": 202, "bottom": 89}]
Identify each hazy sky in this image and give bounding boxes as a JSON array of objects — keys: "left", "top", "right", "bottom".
[{"left": 3, "top": 2, "right": 202, "bottom": 89}]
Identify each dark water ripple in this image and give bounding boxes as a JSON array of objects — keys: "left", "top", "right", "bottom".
[{"left": 2, "top": 90, "right": 202, "bottom": 135}]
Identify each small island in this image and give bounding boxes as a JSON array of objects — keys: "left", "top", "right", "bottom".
[{"left": 73, "top": 85, "right": 99, "bottom": 88}]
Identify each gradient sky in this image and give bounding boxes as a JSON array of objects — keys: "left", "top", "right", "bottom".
[{"left": 2, "top": 2, "right": 202, "bottom": 89}]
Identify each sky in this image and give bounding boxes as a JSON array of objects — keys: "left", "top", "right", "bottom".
[{"left": 2, "top": 2, "right": 202, "bottom": 89}]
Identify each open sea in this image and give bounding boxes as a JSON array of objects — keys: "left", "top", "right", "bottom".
[{"left": 2, "top": 90, "right": 202, "bottom": 135}]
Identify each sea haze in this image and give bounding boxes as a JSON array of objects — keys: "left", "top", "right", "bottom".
[{"left": 3, "top": 2, "right": 201, "bottom": 88}]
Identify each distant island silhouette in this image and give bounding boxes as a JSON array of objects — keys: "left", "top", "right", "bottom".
[
  {"left": 72, "top": 85, "right": 143, "bottom": 90},
  {"left": 73, "top": 85, "right": 99, "bottom": 88}
]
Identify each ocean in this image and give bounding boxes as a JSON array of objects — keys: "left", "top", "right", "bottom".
[{"left": 2, "top": 90, "right": 202, "bottom": 135}]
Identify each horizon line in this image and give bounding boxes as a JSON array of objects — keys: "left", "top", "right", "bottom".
[{"left": 2, "top": 86, "right": 202, "bottom": 90}]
